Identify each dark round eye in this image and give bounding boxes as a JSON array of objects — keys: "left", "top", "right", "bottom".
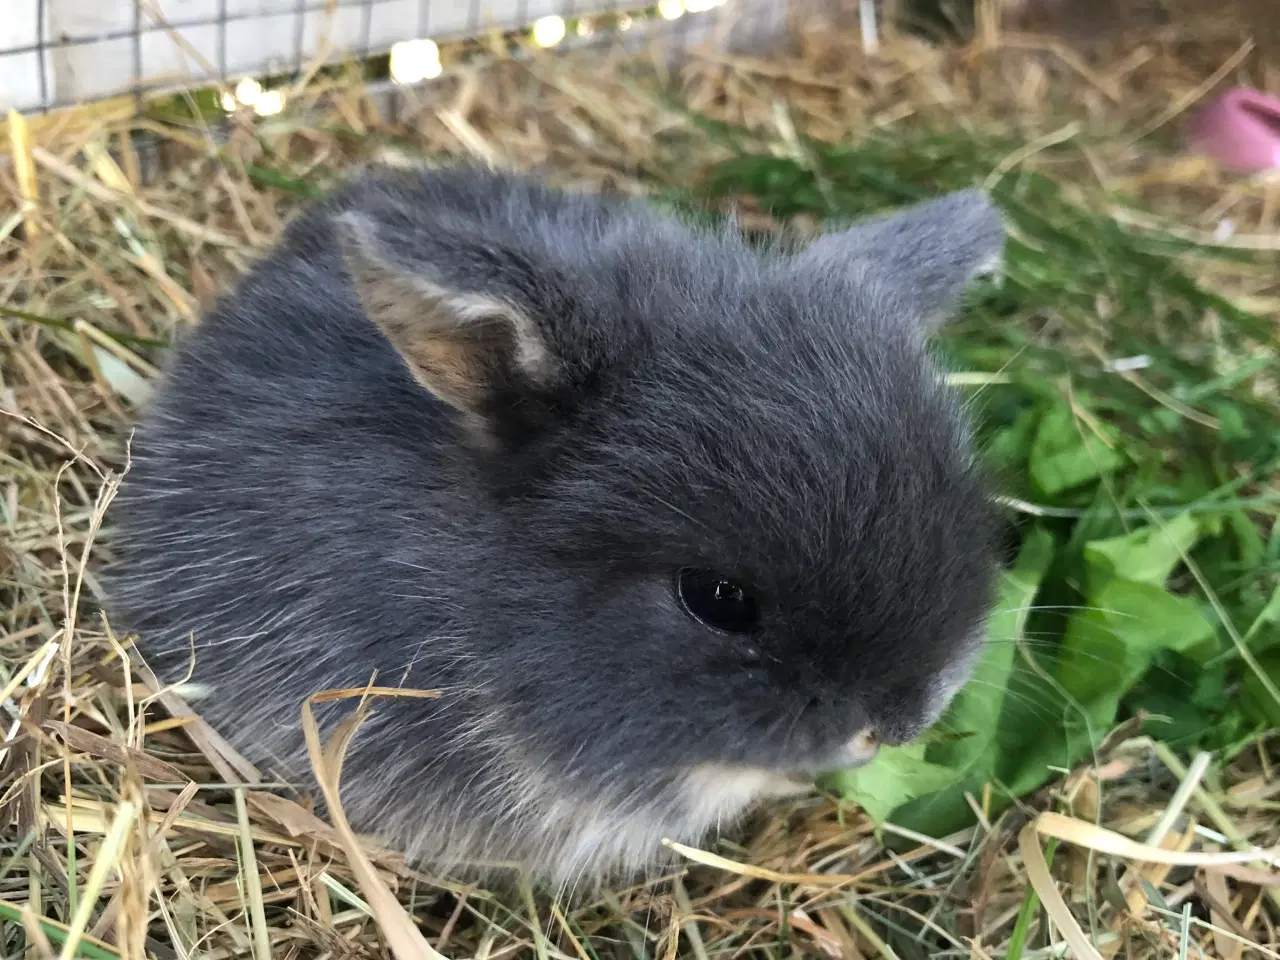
[{"left": 676, "top": 568, "right": 760, "bottom": 634}]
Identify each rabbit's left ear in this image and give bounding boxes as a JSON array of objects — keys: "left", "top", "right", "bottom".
[
  {"left": 793, "top": 190, "right": 1005, "bottom": 327},
  {"left": 337, "top": 209, "right": 561, "bottom": 441}
]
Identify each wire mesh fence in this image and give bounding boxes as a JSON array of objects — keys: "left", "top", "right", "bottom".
[{"left": 1, "top": 0, "right": 747, "bottom": 115}]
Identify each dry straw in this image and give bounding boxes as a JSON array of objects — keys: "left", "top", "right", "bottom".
[
  {"left": 301, "top": 688, "right": 449, "bottom": 960},
  {"left": 1, "top": 1, "right": 1278, "bottom": 958}
]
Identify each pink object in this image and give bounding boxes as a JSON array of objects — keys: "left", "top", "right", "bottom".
[{"left": 1186, "top": 87, "right": 1280, "bottom": 174}]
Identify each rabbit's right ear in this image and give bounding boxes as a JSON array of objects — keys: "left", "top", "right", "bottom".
[
  {"left": 337, "top": 211, "right": 559, "bottom": 435},
  {"left": 793, "top": 190, "right": 1005, "bottom": 328}
]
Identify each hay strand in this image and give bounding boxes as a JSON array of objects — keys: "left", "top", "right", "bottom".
[{"left": 301, "top": 690, "right": 449, "bottom": 960}]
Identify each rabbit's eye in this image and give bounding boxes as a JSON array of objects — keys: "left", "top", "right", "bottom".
[{"left": 676, "top": 568, "right": 759, "bottom": 634}]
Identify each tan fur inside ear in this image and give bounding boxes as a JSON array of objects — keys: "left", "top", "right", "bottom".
[{"left": 338, "top": 213, "right": 554, "bottom": 417}]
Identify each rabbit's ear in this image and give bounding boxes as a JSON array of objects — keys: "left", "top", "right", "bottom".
[
  {"left": 338, "top": 210, "right": 557, "bottom": 428},
  {"left": 793, "top": 190, "right": 1005, "bottom": 327}
]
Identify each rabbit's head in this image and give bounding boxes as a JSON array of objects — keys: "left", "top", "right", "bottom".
[{"left": 336, "top": 170, "right": 1003, "bottom": 802}]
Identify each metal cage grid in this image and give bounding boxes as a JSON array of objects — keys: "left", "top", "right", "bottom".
[{"left": 1, "top": 0, "right": 733, "bottom": 115}]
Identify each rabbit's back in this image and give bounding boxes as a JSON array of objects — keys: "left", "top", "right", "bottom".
[{"left": 110, "top": 197, "right": 462, "bottom": 757}]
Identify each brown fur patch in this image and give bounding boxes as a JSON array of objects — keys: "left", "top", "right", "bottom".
[{"left": 339, "top": 213, "right": 553, "bottom": 418}]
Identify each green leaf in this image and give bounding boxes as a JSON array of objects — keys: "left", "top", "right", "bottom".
[
  {"left": 928, "top": 526, "right": 1056, "bottom": 773},
  {"left": 1241, "top": 651, "right": 1280, "bottom": 728},
  {"left": 1123, "top": 652, "right": 1231, "bottom": 746},
  {"left": 987, "top": 573, "right": 1216, "bottom": 804},
  {"left": 888, "top": 775, "right": 992, "bottom": 840},
  {"left": 1226, "top": 509, "right": 1266, "bottom": 569},
  {"left": 1243, "top": 583, "right": 1280, "bottom": 655},
  {"left": 994, "top": 683, "right": 1088, "bottom": 800},
  {"left": 1028, "top": 404, "right": 1127, "bottom": 496},
  {"left": 825, "top": 743, "right": 958, "bottom": 823},
  {"left": 985, "top": 408, "right": 1040, "bottom": 476},
  {"left": 1083, "top": 512, "right": 1202, "bottom": 592},
  {"left": 1056, "top": 578, "right": 1216, "bottom": 725}
]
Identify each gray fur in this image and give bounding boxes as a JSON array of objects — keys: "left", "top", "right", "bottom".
[{"left": 108, "top": 166, "right": 1004, "bottom": 886}]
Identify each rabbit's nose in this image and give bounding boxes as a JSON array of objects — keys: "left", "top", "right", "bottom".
[{"left": 846, "top": 729, "right": 879, "bottom": 765}]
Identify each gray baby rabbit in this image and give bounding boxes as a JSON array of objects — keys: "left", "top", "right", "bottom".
[{"left": 109, "top": 165, "right": 1004, "bottom": 885}]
